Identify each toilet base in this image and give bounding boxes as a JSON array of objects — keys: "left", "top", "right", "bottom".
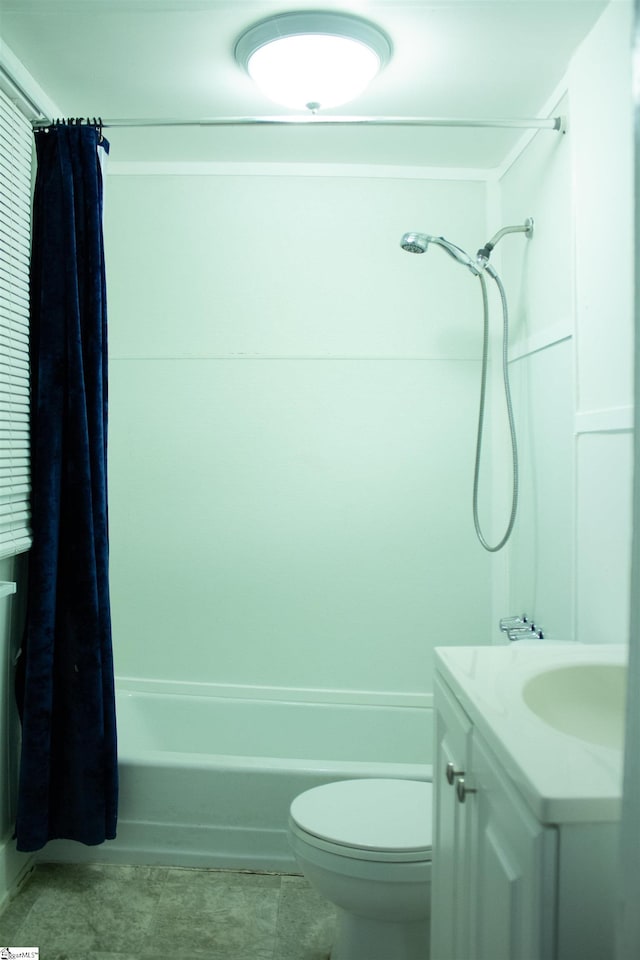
[{"left": 330, "top": 907, "right": 430, "bottom": 960}]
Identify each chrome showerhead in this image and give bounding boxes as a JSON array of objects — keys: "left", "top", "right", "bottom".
[
  {"left": 401, "top": 232, "right": 480, "bottom": 275},
  {"left": 401, "top": 220, "right": 533, "bottom": 275},
  {"left": 400, "top": 232, "right": 429, "bottom": 254}
]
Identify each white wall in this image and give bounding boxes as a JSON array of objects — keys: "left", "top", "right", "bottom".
[
  {"left": 497, "top": 0, "right": 634, "bottom": 644},
  {"left": 571, "top": 0, "right": 634, "bottom": 645},
  {"left": 104, "top": 166, "right": 493, "bottom": 697}
]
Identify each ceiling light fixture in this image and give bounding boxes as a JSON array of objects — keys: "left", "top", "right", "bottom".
[{"left": 234, "top": 11, "right": 392, "bottom": 113}]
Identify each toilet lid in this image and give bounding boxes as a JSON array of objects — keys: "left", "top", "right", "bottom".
[{"left": 290, "top": 779, "right": 432, "bottom": 854}]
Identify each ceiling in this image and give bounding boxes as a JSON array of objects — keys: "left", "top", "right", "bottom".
[{"left": 0, "top": 0, "right": 609, "bottom": 167}]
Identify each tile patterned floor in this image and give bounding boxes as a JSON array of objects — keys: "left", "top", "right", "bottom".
[{"left": 0, "top": 863, "right": 337, "bottom": 960}]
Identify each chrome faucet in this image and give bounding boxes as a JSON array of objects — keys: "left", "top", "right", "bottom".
[
  {"left": 499, "top": 615, "right": 544, "bottom": 642},
  {"left": 499, "top": 615, "right": 529, "bottom": 631}
]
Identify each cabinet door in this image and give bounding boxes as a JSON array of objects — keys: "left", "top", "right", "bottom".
[
  {"left": 469, "top": 733, "right": 557, "bottom": 960},
  {"left": 432, "top": 674, "right": 474, "bottom": 960}
]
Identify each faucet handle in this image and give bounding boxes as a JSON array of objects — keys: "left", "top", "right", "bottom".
[
  {"left": 508, "top": 625, "right": 545, "bottom": 642},
  {"left": 499, "top": 615, "right": 529, "bottom": 632}
]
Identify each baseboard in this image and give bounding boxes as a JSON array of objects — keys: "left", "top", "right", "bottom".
[{"left": 0, "top": 832, "right": 34, "bottom": 913}]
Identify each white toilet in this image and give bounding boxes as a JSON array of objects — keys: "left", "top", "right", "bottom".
[{"left": 288, "top": 778, "right": 432, "bottom": 960}]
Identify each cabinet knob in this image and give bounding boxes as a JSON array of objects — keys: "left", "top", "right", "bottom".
[
  {"left": 456, "top": 777, "right": 477, "bottom": 803},
  {"left": 446, "top": 761, "right": 465, "bottom": 785}
]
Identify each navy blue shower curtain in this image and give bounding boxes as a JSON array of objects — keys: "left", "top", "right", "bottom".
[{"left": 14, "top": 123, "right": 118, "bottom": 852}]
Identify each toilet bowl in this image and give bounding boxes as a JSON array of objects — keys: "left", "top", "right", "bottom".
[{"left": 288, "top": 778, "right": 432, "bottom": 960}]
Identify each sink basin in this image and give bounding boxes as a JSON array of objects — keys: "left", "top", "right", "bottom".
[
  {"left": 523, "top": 664, "right": 627, "bottom": 749},
  {"left": 436, "top": 644, "right": 627, "bottom": 822}
]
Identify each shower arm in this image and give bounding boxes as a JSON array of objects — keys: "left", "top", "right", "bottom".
[{"left": 476, "top": 218, "right": 534, "bottom": 266}]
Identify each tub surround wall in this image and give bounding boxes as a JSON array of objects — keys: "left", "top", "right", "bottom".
[{"left": 105, "top": 169, "right": 493, "bottom": 699}]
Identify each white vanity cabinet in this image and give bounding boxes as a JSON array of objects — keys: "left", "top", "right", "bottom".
[
  {"left": 432, "top": 674, "right": 556, "bottom": 960},
  {"left": 467, "top": 730, "right": 557, "bottom": 960},
  {"left": 431, "top": 674, "right": 474, "bottom": 960},
  {"left": 432, "top": 653, "right": 621, "bottom": 960}
]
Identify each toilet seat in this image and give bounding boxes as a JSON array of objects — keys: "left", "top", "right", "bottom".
[{"left": 289, "top": 779, "right": 432, "bottom": 864}]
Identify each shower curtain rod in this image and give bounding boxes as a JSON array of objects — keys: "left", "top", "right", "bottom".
[{"left": 32, "top": 114, "right": 565, "bottom": 132}]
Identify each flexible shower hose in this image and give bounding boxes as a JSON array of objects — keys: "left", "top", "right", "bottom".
[{"left": 472, "top": 270, "right": 519, "bottom": 552}]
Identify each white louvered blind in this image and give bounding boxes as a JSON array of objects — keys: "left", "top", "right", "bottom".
[{"left": 0, "top": 86, "right": 32, "bottom": 557}]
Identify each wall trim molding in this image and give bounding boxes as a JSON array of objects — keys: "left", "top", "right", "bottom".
[
  {"left": 575, "top": 406, "right": 634, "bottom": 434},
  {"left": 106, "top": 160, "right": 492, "bottom": 181},
  {"left": 508, "top": 324, "right": 572, "bottom": 362},
  {"left": 108, "top": 354, "right": 484, "bottom": 363},
  {"left": 0, "top": 836, "right": 33, "bottom": 915}
]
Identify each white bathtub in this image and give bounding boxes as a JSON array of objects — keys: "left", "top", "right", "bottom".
[{"left": 41, "top": 680, "right": 433, "bottom": 870}]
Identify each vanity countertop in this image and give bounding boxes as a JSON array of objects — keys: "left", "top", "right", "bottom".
[{"left": 434, "top": 642, "right": 627, "bottom": 824}]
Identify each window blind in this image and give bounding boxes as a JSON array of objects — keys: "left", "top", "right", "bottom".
[{"left": 0, "top": 86, "right": 32, "bottom": 557}]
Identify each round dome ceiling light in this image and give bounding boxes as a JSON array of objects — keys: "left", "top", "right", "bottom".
[{"left": 234, "top": 11, "right": 392, "bottom": 112}]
